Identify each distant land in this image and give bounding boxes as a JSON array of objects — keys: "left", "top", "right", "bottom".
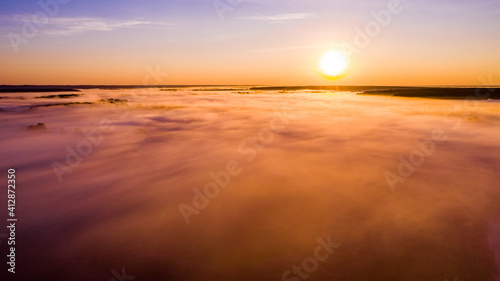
[{"left": 1, "top": 85, "right": 499, "bottom": 99}]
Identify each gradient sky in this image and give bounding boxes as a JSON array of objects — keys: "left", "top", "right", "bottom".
[{"left": 0, "top": 0, "right": 499, "bottom": 85}]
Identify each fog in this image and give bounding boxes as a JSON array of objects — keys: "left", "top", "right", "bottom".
[{"left": 1, "top": 89, "right": 499, "bottom": 280}]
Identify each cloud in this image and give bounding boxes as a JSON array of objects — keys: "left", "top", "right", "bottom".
[
  {"left": 246, "top": 44, "right": 334, "bottom": 53},
  {"left": 237, "top": 13, "right": 314, "bottom": 23},
  {"left": 0, "top": 15, "right": 176, "bottom": 36}
]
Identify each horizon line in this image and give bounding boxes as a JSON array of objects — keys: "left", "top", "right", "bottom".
[{"left": 2, "top": 84, "right": 499, "bottom": 88}]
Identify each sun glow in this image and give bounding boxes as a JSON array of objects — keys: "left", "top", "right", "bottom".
[{"left": 319, "top": 50, "right": 349, "bottom": 79}]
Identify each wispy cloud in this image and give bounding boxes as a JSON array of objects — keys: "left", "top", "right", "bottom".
[
  {"left": 0, "top": 15, "right": 176, "bottom": 36},
  {"left": 238, "top": 13, "right": 314, "bottom": 23},
  {"left": 246, "top": 44, "right": 333, "bottom": 53}
]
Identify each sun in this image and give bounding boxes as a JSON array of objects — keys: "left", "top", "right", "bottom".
[{"left": 319, "top": 50, "right": 349, "bottom": 79}]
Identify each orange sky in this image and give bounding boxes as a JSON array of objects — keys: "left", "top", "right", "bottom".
[{"left": 1, "top": 0, "right": 499, "bottom": 85}]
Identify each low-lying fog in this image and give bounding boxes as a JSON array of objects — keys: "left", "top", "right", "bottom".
[{"left": 1, "top": 89, "right": 499, "bottom": 280}]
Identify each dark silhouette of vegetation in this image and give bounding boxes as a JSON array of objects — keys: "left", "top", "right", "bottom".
[
  {"left": 100, "top": 98, "right": 128, "bottom": 104},
  {"left": 27, "top": 123, "right": 47, "bottom": 131},
  {"left": 29, "top": 102, "right": 93, "bottom": 109},
  {"left": 250, "top": 86, "right": 500, "bottom": 100},
  {"left": 35, "top": 94, "right": 80, "bottom": 99},
  {"left": 360, "top": 88, "right": 500, "bottom": 99},
  {"left": 0, "top": 86, "right": 80, "bottom": 93}
]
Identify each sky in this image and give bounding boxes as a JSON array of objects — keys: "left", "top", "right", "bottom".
[{"left": 0, "top": 0, "right": 499, "bottom": 86}]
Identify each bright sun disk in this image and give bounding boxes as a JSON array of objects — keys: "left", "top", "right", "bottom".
[{"left": 319, "top": 50, "right": 349, "bottom": 78}]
